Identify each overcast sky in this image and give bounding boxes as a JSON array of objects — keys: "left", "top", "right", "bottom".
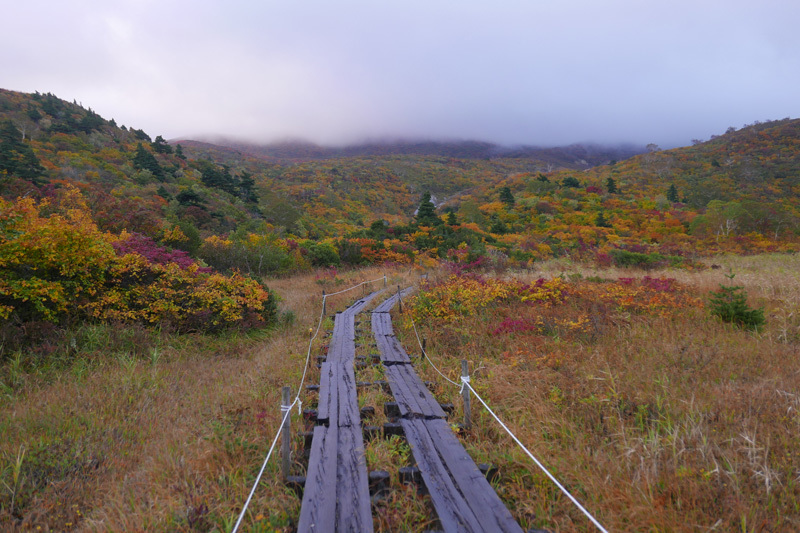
[{"left": 2, "top": 0, "right": 798, "bottom": 148}]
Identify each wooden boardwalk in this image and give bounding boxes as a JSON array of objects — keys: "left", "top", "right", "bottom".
[
  {"left": 298, "top": 291, "right": 382, "bottom": 532},
  {"left": 372, "top": 291, "right": 523, "bottom": 533}
]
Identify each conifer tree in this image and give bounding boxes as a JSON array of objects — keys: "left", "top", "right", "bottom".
[
  {"left": 132, "top": 142, "right": 164, "bottom": 180},
  {"left": 416, "top": 192, "right": 441, "bottom": 226},
  {"left": 151, "top": 135, "right": 173, "bottom": 154},
  {"left": 499, "top": 186, "right": 515, "bottom": 206},
  {"left": 667, "top": 184, "right": 679, "bottom": 202},
  {"left": 0, "top": 120, "right": 45, "bottom": 182}
]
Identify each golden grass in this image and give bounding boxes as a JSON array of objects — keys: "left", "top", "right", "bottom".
[
  {"left": 0, "top": 266, "right": 421, "bottom": 531},
  {"left": 2, "top": 255, "right": 799, "bottom": 531},
  {"left": 400, "top": 253, "right": 800, "bottom": 531}
]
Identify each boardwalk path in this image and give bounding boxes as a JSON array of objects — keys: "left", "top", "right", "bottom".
[
  {"left": 298, "top": 291, "right": 382, "bottom": 532},
  {"left": 372, "top": 290, "right": 524, "bottom": 533}
]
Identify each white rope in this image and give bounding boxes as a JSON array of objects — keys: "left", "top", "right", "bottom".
[
  {"left": 459, "top": 374, "right": 470, "bottom": 394},
  {"left": 231, "top": 275, "right": 383, "bottom": 531},
  {"left": 231, "top": 397, "right": 296, "bottom": 533},
  {"left": 409, "top": 309, "right": 459, "bottom": 387},
  {"left": 323, "top": 275, "right": 386, "bottom": 297},
  {"left": 464, "top": 381, "right": 609, "bottom": 533}
]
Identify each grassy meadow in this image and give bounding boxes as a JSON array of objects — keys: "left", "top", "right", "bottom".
[{"left": 2, "top": 256, "right": 799, "bottom": 531}]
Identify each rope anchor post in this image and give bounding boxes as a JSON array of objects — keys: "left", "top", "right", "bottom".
[
  {"left": 397, "top": 285, "right": 403, "bottom": 313},
  {"left": 461, "top": 360, "right": 471, "bottom": 430},
  {"left": 281, "top": 386, "right": 292, "bottom": 479},
  {"left": 322, "top": 290, "right": 326, "bottom": 316}
]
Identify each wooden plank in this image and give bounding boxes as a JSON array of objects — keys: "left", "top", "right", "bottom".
[
  {"left": 425, "top": 419, "right": 524, "bottom": 533},
  {"left": 298, "top": 292, "right": 384, "bottom": 532},
  {"left": 371, "top": 312, "right": 393, "bottom": 334},
  {"left": 395, "top": 364, "right": 446, "bottom": 418},
  {"left": 384, "top": 365, "right": 445, "bottom": 419},
  {"left": 336, "top": 419, "right": 373, "bottom": 531},
  {"left": 401, "top": 418, "right": 483, "bottom": 532},
  {"left": 337, "top": 362, "right": 360, "bottom": 428},
  {"left": 369, "top": 285, "right": 523, "bottom": 533},
  {"left": 376, "top": 335, "right": 411, "bottom": 365},
  {"left": 384, "top": 365, "right": 424, "bottom": 417},
  {"left": 316, "top": 362, "right": 335, "bottom": 426},
  {"left": 297, "top": 424, "right": 338, "bottom": 531}
]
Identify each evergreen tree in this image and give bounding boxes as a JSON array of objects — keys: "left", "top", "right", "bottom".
[
  {"left": 667, "top": 184, "right": 679, "bottom": 202},
  {"left": 0, "top": 120, "right": 46, "bottom": 182},
  {"left": 151, "top": 135, "right": 173, "bottom": 154},
  {"left": 708, "top": 282, "right": 765, "bottom": 330},
  {"left": 239, "top": 171, "right": 258, "bottom": 203},
  {"left": 415, "top": 192, "right": 441, "bottom": 226},
  {"left": 132, "top": 143, "right": 164, "bottom": 180},
  {"left": 595, "top": 210, "right": 612, "bottom": 228},
  {"left": 606, "top": 177, "right": 618, "bottom": 194},
  {"left": 499, "top": 186, "right": 515, "bottom": 206},
  {"left": 195, "top": 160, "right": 236, "bottom": 194},
  {"left": 446, "top": 211, "right": 458, "bottom": 225},
  {"left": 175, "top": 144, "right": 186, "bottom": 160}
]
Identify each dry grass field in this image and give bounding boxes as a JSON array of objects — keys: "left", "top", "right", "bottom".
[{"left": 2, "top": 256, "right": 799, "bottom": 531}]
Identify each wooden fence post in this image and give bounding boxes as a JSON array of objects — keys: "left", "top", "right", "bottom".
[
  {"left": 322, "top": 290, "right": 326, "bottom": 316},
  {"left": 281, "top": 386, "right": 291, "bottom": 479},
  {"left": 461, "top": 360, "right": 471, "bottom": 430},
  {"left": 383, "top": 273, "right": 387, "bottom": 288},
  {"left": 397, "top": 285, "right": 403, "bottom": 313}
]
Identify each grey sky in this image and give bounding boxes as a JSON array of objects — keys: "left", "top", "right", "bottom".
[{"left": 2, "top": 0, "right": 798, "bottom": 148}]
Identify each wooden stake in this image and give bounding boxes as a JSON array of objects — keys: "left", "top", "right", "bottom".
[
  {"left": 322, "top": 290, "right": 326, "bottom": 316},
  {"left": 397, "top": 285, "right": 403, "bottom": 313},
  {"left": 461, "top": 360, "right": 471, "bottom": 430},
  {"left": 281, "top": 386, "right": 291, "bottom": 479}
]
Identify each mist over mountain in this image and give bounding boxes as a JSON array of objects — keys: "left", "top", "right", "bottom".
[{"left": 176, "top": 136, "right": 646, "bottom": 169}]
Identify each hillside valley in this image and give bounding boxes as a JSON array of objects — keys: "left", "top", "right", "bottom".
[{"left": 2, "top": 88, "right": 800, "bottom": 531}]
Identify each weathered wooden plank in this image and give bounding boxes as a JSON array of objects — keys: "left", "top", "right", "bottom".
[
  {"left": 298, "top": 290, "right": 384, "bottom": 531},
  {"left": 425, "top": 419, "right": 524, "bottom": 533},
  {"left": 384, "top": 365, "right": 424, "bottom": 417},
  {"left": 336, "top": 419, "right": 373, "bottom": 531},
  {"left": 316, "top": 362, "right": 335, "bottom": 426},
  {"left": 384, "top": 365, "right": 446, "bottom": 419},
  {"left": 297, "top": 424, "right": 338, "bottom": 531},
  {"left": 370, "top": 286, "right": 523, "bottom": 533},
  {"left": 371, "top": 312, "right": 393, "bottom": 334},
  {"left": 337, "top": 362, "right": 360, "bottom": 428},
  {"left": 395, "top": 363, "right": 446, "bottom": 418},
  {"left": 376, "top": 335, "right": 411, "bottom": 364},
  {"left": 401, "top": 418, "right": 483, "bottom": 532}
]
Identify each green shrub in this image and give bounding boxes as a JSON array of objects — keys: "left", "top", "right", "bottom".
[
  {"left": 708, "top": 283, "right": 765, "bottom": 330},
  {"left": 307, "top": 242, "right": 340, "bottom": 267}
]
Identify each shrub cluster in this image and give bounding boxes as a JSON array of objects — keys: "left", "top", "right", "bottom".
[{"left": 0, "top": 191, "right": 276, "bottom": 347}]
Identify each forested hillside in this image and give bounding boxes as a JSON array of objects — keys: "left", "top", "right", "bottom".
[
  {"left": 438, "top": 119, "right": 800, "bottom": 264},
  {"left": 2, "top": 86, "right": 799, "bottom": 282}
]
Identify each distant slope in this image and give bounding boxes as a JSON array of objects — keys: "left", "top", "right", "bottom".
[
  {"left": 444, "top": 118, "right": 800, "bottom": 258},
  {"left": 3, "top": 88, "right": 797, "bottom": 262},
  {"left": 177, "top": 136, "right": 645, "bottom": 169}
]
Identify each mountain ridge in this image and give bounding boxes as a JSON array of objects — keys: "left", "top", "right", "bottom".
[{"left": 174, "top": 135, "right": 646, "bottom": 168}]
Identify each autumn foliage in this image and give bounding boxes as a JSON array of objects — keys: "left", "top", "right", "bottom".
[{"left": 0, "top": 189, "right": 276, "bottom": 336}]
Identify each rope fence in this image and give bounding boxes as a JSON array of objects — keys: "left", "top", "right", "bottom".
[{"left": 231, "top": 274, "right": 387, "bottom": 533}]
